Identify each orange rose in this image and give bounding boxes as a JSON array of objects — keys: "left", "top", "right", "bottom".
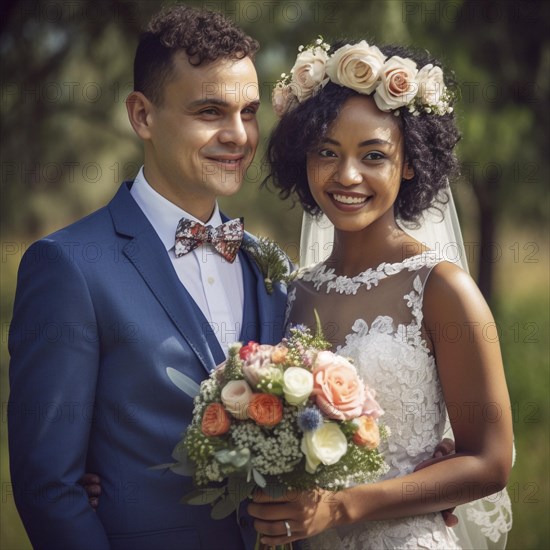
[
  {"left": 248, "top": 393, "right": 283, "bottom": 427},
  {"left": 352, "top": 415, "right": 380, "bottom": 449},
  {"left": 201, "top": 403, "right": 231, "bottom": 437}
]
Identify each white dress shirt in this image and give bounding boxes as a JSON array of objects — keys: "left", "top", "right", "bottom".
[{"left": 130, "top": 167, "right": 244, "bottom": 356}]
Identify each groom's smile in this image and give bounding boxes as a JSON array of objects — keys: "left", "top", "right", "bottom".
[{"left": 127, "top": 51, "right": 260, "bottom": 222}]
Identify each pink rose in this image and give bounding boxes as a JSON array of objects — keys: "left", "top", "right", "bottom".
[
  {"left": 272, "top": 85, "right": 299, "bottom": 117},
  {"left": 362, "top": 386, "right": 384, "bottom": 420},
  {"left": 312, "top": 351, "right": 365, "bottom": 420},
  {"left": 242, "top": 344, "right": 276, "bottom": 388},
  {"left": 374, "top": 56, "right": 418, "bottom": 111}
]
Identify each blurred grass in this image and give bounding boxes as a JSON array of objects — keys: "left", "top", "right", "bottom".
[{"left": 1, "top": 227, "right": 548, "bottom": 550}]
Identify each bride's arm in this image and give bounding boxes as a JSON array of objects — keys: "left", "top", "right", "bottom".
[{"left": 248, "top": 262, "right": 514, "bottom": 545}]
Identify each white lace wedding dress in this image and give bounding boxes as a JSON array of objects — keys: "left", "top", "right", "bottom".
[{"left": 286, "top": 252, "right": 512, "bottom": 550}]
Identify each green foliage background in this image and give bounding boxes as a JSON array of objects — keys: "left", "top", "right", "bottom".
[{"left": 1, "top": 1, "right": 548, "bottom": 548}]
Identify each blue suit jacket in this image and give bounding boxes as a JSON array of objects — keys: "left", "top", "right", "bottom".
[{"left": 8, "top": 182, "right": 288, "bottom": 549}]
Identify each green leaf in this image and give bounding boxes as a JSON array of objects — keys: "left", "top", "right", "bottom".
[
  {"left": 215, "top": 448, "right": 251, "bottom": 469},
  {"left": 149, "top": 462, "right": 176, "bottom": 470},
  {"left": 313, "top": 308, "right": 324, "bottom": 339},
  {"left": 227, "top": 476, "right": 256, "bottom": 503},
  {"left": 181, "top": 487, "right": 225, "bottom": 506},
  {"left": 170, "top": 462, "right": 195, "bottom": 476},
  {"left": 211, "top": 495, "right": 237, "bottom": 519},
  {"left": 171, "top": 440, "right": 188, "bottom": 462},
  {"left": 252, "top": 468, "right": 267, "bottom": 488}
]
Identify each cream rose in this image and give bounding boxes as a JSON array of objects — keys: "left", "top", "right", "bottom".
[
  {"left": 326, "top": 41, "right": 386, "bottom": 94},
  {"left": 313, "top": 351, "right": 365, "bottom": 420},
  {"left": 416, "top": 64, "right": 445, "bottom": 106},
  {"left": 220, "top": 380, "right": 252, "bottom": 420},
  {"left": 374, "top": 56, "right": 418, "bottom": 111},
  {"left": 283, "top": 367, "right": 314, "bottom": 405},
  {"left": 290, "top": 47, "right": 328, "bottom": 101},
  {"left": 301, "top": 422, "right": 348, "bottom": 474}
]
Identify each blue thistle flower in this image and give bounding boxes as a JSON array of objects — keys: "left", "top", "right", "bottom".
[{"left": 297, "top": 407, "right": 323, "bottom": 432}]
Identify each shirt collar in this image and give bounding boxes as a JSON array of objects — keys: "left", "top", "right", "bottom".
[{"left": 130, "top": 166, "right": 222, "bottom": 251}]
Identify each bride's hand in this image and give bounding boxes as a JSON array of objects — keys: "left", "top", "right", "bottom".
[
  {"left": 79, "top": 473, "right": 102, "bottom": 510},
  {"left": 248, "top": 487, "right": 346, "bottom": 545},
  {"left": 414, "top": 438, "right": 458, "bottom": 527}
]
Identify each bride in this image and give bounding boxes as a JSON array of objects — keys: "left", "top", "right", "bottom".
[{"left": 247, "top": 38, "right": 514, "bottom": 549}]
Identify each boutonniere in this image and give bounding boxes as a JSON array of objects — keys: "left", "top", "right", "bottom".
[{"left": 242, "top": 237, "right": 291, "bottom": 294}]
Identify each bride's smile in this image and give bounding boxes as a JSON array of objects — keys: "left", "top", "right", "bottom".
[{"left": 306, "top": 95, "right": 414, "bottom": 235}]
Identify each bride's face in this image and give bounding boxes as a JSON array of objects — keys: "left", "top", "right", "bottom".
[{"left": 306, "top": 95, "right": 413, "bottom": 233}]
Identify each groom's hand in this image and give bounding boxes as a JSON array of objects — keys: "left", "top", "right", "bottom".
[
  {"left": 414, "top": 438, "right": 458, "bottom": 527},
  {"left": 80, "top": 473, "right": 102, "bottom": 510}
]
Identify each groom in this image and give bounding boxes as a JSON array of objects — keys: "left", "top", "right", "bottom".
[{"left": 8, "top": 5, "right": 287, "bottom": 549}]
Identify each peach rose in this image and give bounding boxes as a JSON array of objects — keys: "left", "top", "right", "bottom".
[
  {"left": 248, "top": 393, "right": 283, "bottom": 427},
  {"left": 270, "top": 345, "right": 288, "bottom": 364},
  {"left": 221, "top": 380, "right": 253, "bottom": 420},
  {"left": 201, "top": 403, "right": 231, "bottom": 437},
  {"left": 352, "top": 415, "right": 380, "bottom": 449},
  {"left": 362, "top": 386, "right": 384, "bottom": 420},
  {"left": 374, "top": 56, "right": 418, "bottom": 111},
  {"left": 312, "top": 351, "right": 365, "bottom": 420}
]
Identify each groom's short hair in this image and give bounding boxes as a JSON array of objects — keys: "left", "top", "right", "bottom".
[{"left": 134, "top": 5, "right": 259, "bottom": 105}]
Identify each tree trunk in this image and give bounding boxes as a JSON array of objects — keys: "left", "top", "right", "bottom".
[{"left": 477, "top": 202, "right": 496, "bottom": 304}]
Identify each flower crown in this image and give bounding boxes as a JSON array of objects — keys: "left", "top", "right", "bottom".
[{"left": 272, "top": 37, "right": 455, "bottom": 118}]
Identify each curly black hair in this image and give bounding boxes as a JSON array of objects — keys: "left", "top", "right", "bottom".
[
  {"left": 265, "top": 42, "right": 461, "bottom": 224},
  {"left": 134, "top": 5, "right": 259, "bottom": 105}
]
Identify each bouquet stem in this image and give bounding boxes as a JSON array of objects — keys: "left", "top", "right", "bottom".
[{"left": 255, "top": 534, "right": 293, "bottom": 550}]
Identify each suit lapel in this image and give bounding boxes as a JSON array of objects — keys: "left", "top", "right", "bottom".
[
  {"left": 240, "top": 233, "right": 287, "bottom": 345},
  {"left": 109, "top": 182, "right": 218, "bottom": 374}
]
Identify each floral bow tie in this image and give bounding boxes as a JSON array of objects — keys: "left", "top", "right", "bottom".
[{"left": 175, "top": 218, "right": 244, "bottom": 263}]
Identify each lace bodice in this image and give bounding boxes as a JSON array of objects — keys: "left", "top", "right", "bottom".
[
  {"left": 289, "top": 253, "right": 446, "bottom": 481},
  {"left": 288, "top": 253, "right": 511, "bottom": 549}
]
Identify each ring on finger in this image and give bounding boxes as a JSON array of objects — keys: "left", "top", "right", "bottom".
[{"left": 284, "top": 520, "right": 292, "bottom": 538}]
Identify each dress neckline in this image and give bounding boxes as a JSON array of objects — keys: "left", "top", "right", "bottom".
[{"left": 297, "top": 251, "right": 441, "bottom": 295}]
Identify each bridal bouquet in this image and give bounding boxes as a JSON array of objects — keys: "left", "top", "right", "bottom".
[{"left": 164, "top": 322, "right": 388, "bottom": 519}]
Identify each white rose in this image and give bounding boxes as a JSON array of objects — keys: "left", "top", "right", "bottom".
[
  {"left": 290, "top": 47, "right": 328, "bottom": 101},
  {"left": 326, "top": 41, "right": 386, "bottom": 95},
  {"left": 283, "top": 367, "right": 313, "bottom": 405},
  {"left": 221, "top": 380, "right": 252, "bottom": 420},
  {"left": 374, "top": 56, "right": 418, "bottom": 111},
  {"left": 416, "top": 64, "right": 445, "bottom": 106},
  {"left": 301, "top": 422, "right": 348, "bottom": 474}
]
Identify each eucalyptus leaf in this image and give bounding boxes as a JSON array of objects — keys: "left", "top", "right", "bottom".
[
  {"left": 170, "top": 462, "right": 195, "bottom": 476},
  {"left": 227, "top": 476, "right": 256, "bottom": 503},
  {"left": 149, "top": 462, "right": 176, "bottom": 470},
  {"left": 166, "top": 367, "right": 200, "bottom": 398},
  {"left": 171, "top": 441, "right": 189, "bottom": 463},
  {"left": 252, "top": 468, "right": 267, "bottom": 488},
  {"left": 215, "top": 448, "right": 250, "bottom": 469},
  {"left": 211, "top": 495, "right": 237, "bottom": 519},
  {"left": 181, "top": 487, "right": 225, "bottom": 506}
]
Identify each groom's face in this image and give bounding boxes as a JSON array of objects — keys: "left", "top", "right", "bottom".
[{"left": 141, "top": 52, "right": 260, "bottom": 221}]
